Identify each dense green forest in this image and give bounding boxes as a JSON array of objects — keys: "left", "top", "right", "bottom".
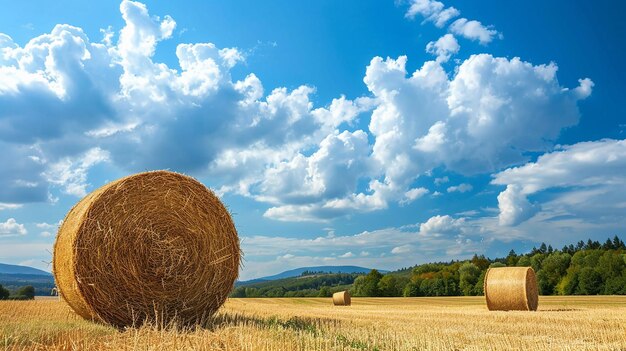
[
  {"left": 0, "top": 274, "right": 55, "bottom": 296},
  {"left": 231, "top": 273, "right": 360, "bottom": 298},
  {"left": 232, "top": 236, "right": 626, "bottom": 297},
  {"left": 0, "top": 284, "right": 35, "bottom": 300}
]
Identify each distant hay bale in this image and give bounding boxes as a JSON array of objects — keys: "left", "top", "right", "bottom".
[
  {"left": 332, "top": 291, "right": 351, "bottom": 306},
  {"left": 484, "top": 267, "right": 538, "bottom": 311},
  {"left": 53, "top": 170, "right": 240, "bottom": 327}
]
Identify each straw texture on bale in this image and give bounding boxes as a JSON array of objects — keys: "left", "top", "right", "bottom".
[
  {"left": 53, "top": 171, "right": 240, "bottom": 327},
  {"left": 484, "top": 267, "right": 538, "bottom": 311},
  {"left": 332, "top": 291, "right": 351, "bottom": 306}
]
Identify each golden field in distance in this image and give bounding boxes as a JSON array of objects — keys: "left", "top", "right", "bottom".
[{"left": 1, "top": 296, "right": 625, "bottom": 350}]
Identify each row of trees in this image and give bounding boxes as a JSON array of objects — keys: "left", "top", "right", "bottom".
[
  {"left": 0, "top": 284, "right": 35, "bottom": 300},
  {"left": 229, "top": 236, "right": 626, "bottom": 298},
  {"left": 351, "top": 236, "right": 626, "bottom": 297},
  {"left": 300, "top": 270, "right": 331, "bottom": 276},
  {"left": 231, "top": 273, "right": 359, "bottom": 298}
]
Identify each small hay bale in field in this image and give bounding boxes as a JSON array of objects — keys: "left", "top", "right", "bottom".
[
  {"left": 332, "top": 291, "right": 351, "bottom": 306},
  {"left": 53, "top": 170, "right": 240, "bottom": 328},
  {"left": 484, "top": 266, "right": 538, "bottom": 311}
]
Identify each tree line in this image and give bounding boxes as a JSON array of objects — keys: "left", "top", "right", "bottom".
[
  {"left": 231, "top": 235, "right": 626, "bottom": 298},
  {"left": 353, "top": 236, "right": 626, "bottom": 297},
  {"left": 231, "top": 273, "right": 359, "bottom": 298},
  {"left": 0, "top": 284, "right": 35, "bottom": 300}
]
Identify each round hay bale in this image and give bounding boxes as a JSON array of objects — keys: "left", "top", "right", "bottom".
[
  {"left": 53, "top": 170, "right": 240, "bottom": 327},
  {"left": 332, "top": 290, "right": 351, "bottom": 306},
  {"left": 484, "top": 267, "right": 538, "bottom": 311}
]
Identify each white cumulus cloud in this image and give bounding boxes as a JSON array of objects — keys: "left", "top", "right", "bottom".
[
  {"left": 406, "top": 0, "right": 498, "bottom": 45},
  {"left": 401, "top": 187, "right": 430, "bottom": 205},
  {"left": 43, "top": 148, "right": 110, "bottom": 197},
  {"left": 426, "top": 34, "right": 460, "bottom": 62},
  {"left": 406, "top": 0, "right": 460, "bottom": 28},
  {"left": 391, "top": 245, "right": 413, "bottom": 254},
  {"left": 449, "top": 18, "right": 499, "bottom": 45},
  {"left": 493, "top": 139, "right": 626, "bottom": 226},
  {"left": 447, "top": 183, "right": 473, "bottom": 193},
  {"left": 496, "top": 184, "right": 539, "bottom": 226},
  {"left": 0, "top": 218, "right": 27, "bottom": 236},
  {"left": 419, "top": 215, "right": 465, "bottom": 236},
  {"left": 434, "top": 176, "right": 449, "bottom": 186}
]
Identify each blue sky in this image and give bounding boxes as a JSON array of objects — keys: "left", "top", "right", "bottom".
[{"left": 0, "top": 0, "right": 624, "bottom": 280}]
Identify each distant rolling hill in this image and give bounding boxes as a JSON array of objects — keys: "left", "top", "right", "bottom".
[
  {"left": 231, "top": 271, "right": 366, "bottom": 298},
  {"left": 0, "top": 263, "right": 385, "bottom": 296},
  {"left": 0, "top": 263, "right": 55, "bottom": 296},
  {"left": 0, "top": 263, "right": 51, "bottom": 276},
  {"left": 238, "top": 265, "right": 386, "bottom": 286}
]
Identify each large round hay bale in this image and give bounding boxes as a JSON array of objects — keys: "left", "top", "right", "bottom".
[
  {"left": 53, "top": 170, "right": 240, "bottom": 327},
  {"left": 332, "top": 291, "right": 351, "bottom": 306},
  {"left": 484, "top": 267, "right": 538, "bottom": 311}
]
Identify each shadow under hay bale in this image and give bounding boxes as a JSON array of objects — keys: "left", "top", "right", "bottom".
[
  {"left": 484, "top": 267, "right": 538, "bottom": 311},
  {"left": 53, "top": 170, "right": 240, "bottom": 328},
  {"left": 333, "top": 291, "right": 351, "bottom": 306}
]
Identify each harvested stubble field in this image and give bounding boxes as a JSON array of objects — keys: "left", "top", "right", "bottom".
[{"left": 1, "top": 296, "right": 626, "bottom": 350}]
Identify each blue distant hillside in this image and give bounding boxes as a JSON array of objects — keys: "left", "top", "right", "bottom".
[
  {"left": 239, "top": 265, "right": 385, "bottom": 285},
  {"left": 0, "top": 263, "right": 54, "bottom": 296},
  {"left": 0, "top": 263, "right": 51, "bottom": 276}
]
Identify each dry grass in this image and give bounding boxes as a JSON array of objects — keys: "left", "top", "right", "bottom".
[{"left": 2, "top": 296, "right": 626, "bottom": 350}]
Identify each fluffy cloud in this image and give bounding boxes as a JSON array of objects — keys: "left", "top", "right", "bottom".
[
  {"left": 364, "top": 57, "right": 448, "bottom": 205},
  {"left": 434, "top": 176, "right": 449, "bottom": 186},
  {"left": 406, "top": 0, "right": 460, "bottom": 28},
  {"left": 358, "top": 53, "right": 591, "bottom": 215},
  {"left": 258, "top": 130, "right": 371, "bottom": 205},
  {"left": 406, "top": 0, "right": 499, "bottom": 45},
  {"left": 447, "top": 183, "right": 473, "bottom": 193},
  {"left": 441, "top": 55, "right": 589, "bottom": 173},
  {"left": 496, "top": 184, "right": 539, "bottom": 226},
  {"left": 449, "top": 18, "right": 499, "bottom": 45},
  {"left": 256, "top": 129, "right": 376, "bottom": 221},
  {"left": 426, "top": 34, "right": 460, "bottom": 62},
  {"left": 43, "top": 148, "right": 110, "bottom": 197},
  {"left": 419, "top": 215, "right": 465, "bottom": 235},
  {"left": 400, "top": 187, "right": 429, "bottom": 205},
  {"left": 36, "top": 220, "right": 62, "bottom": 232},
  {"left": 391, "top": 245, "right": 413, "bottom": 254},
  {"left": 0, "top": 218, "right": 27, "bottom": 236},
  {"left": 492, "top": 139, "right": 626, "bottom": 226}
]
